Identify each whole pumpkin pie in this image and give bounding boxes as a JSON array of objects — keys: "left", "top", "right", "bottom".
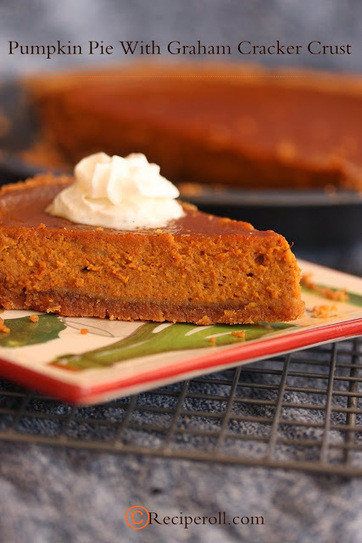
[
  {"left": 0, "top": 154, "right": 304, "bottom": 324},
  {"left": 25, "top": 63, "right": 362, "bottom": 190}
]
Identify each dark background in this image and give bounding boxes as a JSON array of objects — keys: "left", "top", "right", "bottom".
[{"left": 1, "top": 0, "right": 361, "bottom": 76}]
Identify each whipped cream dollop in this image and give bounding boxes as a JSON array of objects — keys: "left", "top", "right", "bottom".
[{"left": 46, "top": 152, "right": 185, "bottom": 229}]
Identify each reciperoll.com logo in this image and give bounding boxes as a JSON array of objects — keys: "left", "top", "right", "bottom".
[{"left": 125, "top": 506, "right": 264, "bottom": 530}]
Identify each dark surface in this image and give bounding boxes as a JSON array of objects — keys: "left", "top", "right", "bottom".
[{"left": 198, "top": 200, "right": 362, "bottom": 249}]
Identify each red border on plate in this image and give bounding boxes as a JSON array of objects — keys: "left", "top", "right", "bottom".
[{"left": 0, "top": 319, "right": 360, "bottom": 404}]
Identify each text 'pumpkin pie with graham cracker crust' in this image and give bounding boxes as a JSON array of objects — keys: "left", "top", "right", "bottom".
[{"left": 0, "top": 153, "right": 305, "bottom": 325}]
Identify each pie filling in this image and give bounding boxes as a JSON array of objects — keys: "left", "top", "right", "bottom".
[{"left": 0, "top": 174, "right": 305, "bottom": 325}]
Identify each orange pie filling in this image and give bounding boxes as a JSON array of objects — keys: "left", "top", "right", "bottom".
[{"left": 0, "top": 174, "right": 305, "bottom": 324}]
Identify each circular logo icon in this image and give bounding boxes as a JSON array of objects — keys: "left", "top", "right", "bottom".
[{"left": 125, "top": 505, "right": 150, "bottom": 530}]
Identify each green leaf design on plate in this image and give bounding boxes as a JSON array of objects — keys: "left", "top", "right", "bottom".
[
  {"left": 302, "top": 284, "right": 362, "bottom": 307},
  {"left": 0, "top": 315, "right": 66, "bottom": 348},
  {"left": 52, "top": 321, "right": 294, "bottom": 371},
  {"left": 347, "top": 292, "right": 362, "bottom": 307}
]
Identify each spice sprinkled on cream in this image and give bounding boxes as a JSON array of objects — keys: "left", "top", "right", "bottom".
[{"left": 46, "top": 152, "right": 185, "bottom": 229}]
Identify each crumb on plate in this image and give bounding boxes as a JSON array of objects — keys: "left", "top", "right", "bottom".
[
  {"left": 312, "top": 305, "right": 338, "bottom": 318},
  {"left": 231, "top": 330, "right": 246, "bottom": 340},
  {"left": 0, "top": 318, "right": 10, "bottom": 334},
  {"left": 301, "top": 273, "right": 349, "bottom": 302}
]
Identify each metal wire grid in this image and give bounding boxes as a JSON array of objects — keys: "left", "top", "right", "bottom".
[{"left": 0, "top": 338, "right": 361, "bottom": 475}]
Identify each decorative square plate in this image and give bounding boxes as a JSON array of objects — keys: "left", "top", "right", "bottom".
[{"left": 0, "top": 260, "right": 360, "bottom": 404}]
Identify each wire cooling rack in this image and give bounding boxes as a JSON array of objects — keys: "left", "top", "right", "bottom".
[{"left": 0, "top": 338, "right": 361, "bottom": 476}]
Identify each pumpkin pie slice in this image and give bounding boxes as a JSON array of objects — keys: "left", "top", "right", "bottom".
[{"left": 0, "top": 175, "right": 304, "bottom": 324}]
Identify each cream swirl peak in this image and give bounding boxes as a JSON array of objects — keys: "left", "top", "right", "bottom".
[{"left": 46, "top": 152, "right": 185, "bottom": 229}]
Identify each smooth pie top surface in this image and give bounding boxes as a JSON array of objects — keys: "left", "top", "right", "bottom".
[{"left": 0, "top": 176, "right": 275, "bottom": 239}]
